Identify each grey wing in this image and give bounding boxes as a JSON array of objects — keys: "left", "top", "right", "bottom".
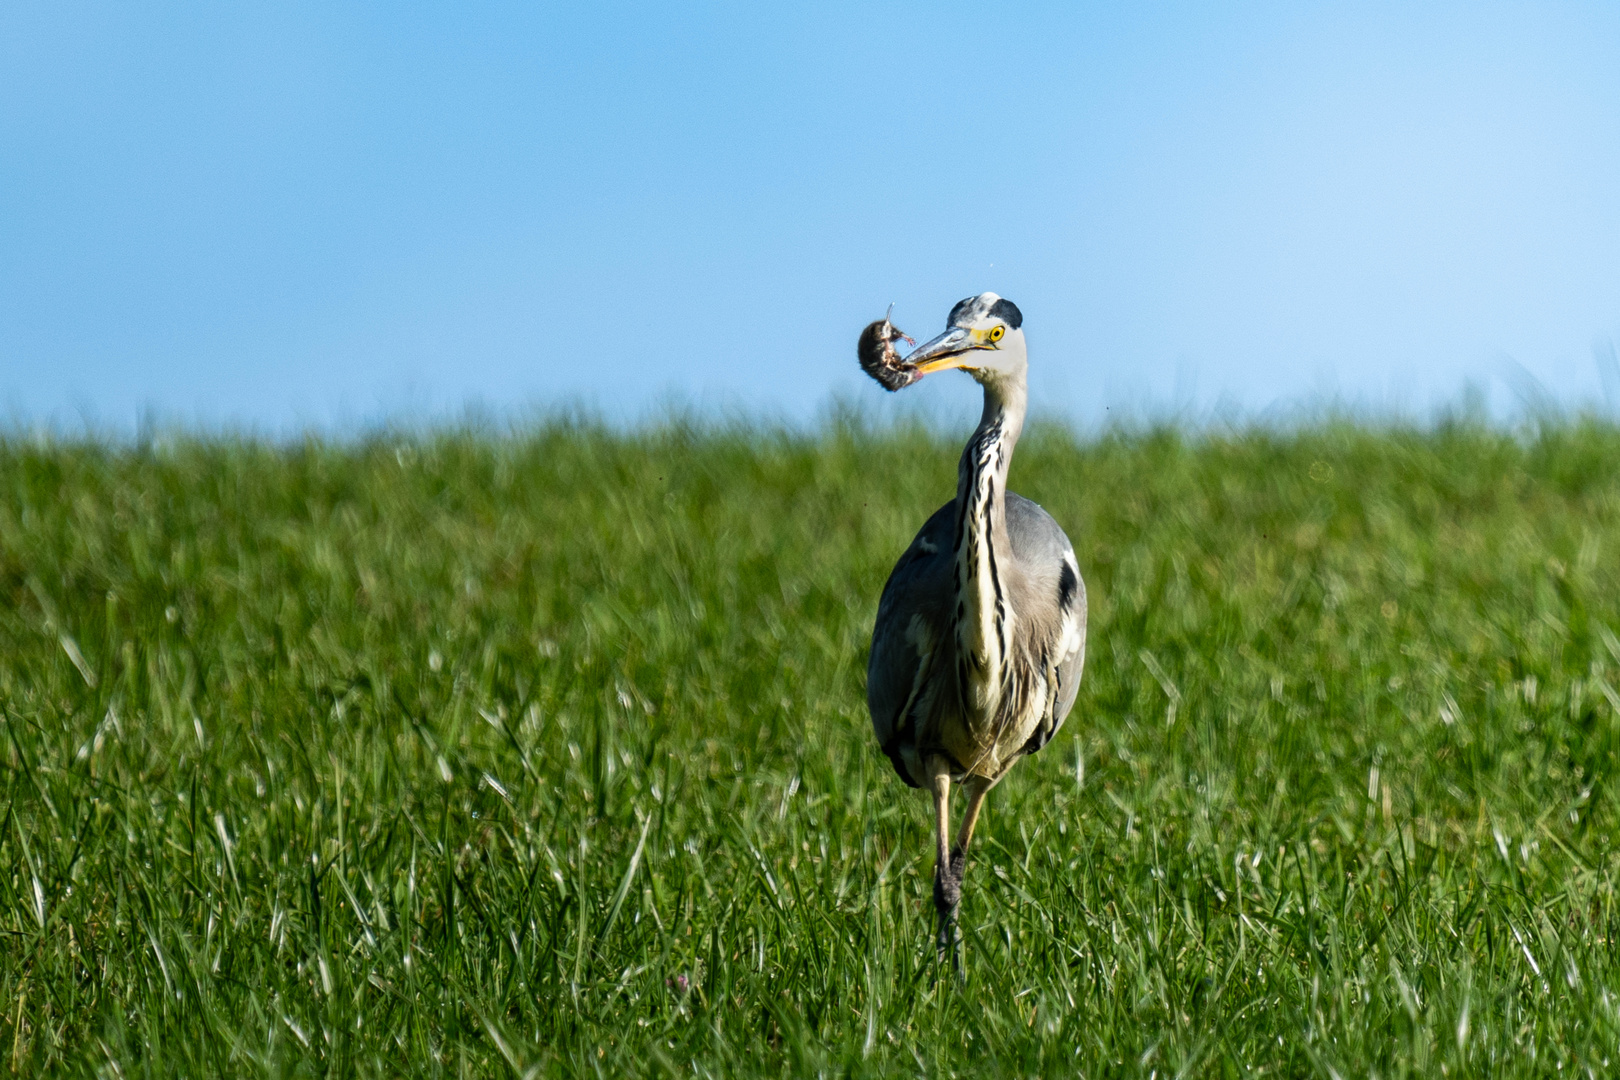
[
  {"left": 866, "top": 501, "right": 955, "bottom": 787},
  {"left": 1006, "top": 493, "right": 1087, "bottom": 756}
]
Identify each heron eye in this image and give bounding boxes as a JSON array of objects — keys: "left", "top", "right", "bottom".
[{"left": 988, "top": 326, "right": 1005, "bottom": 343}]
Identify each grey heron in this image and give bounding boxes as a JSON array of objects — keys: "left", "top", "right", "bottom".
[{"left": 859, "top": 293, "right": 1087, "bottom": 961}]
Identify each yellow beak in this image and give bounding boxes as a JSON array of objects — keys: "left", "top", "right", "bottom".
[{"left": 905, "top": 327, "right": 979, "bottom": 374}]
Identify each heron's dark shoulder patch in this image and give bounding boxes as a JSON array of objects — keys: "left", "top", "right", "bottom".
[{"left": 1057, "top": 561, "right": 1079, "bottom": 612}]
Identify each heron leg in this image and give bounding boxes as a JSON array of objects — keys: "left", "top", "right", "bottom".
[
  {"left": 953, "top": 775, "right": 994, "bottom": 856},
  {"left": 926, "top": 756, "right": 958, "bottom": 962},
  {"left": 939, "top": 775, "right": 993, "bottom": 973}
]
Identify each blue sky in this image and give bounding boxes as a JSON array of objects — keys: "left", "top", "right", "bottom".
[{"left": 5, "top": 2, "right": 1620, "bottom": 429}]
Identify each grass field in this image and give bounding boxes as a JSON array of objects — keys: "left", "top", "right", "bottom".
[{"left": 6, "top": 415, "right": 1620, "bottom": 1077}]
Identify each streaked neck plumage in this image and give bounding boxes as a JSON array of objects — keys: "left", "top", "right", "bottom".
[{"left": 952, "top": 369, "right": 1028, "bottom": 719}]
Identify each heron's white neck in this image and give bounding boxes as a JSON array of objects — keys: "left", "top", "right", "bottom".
[{"left": 952, "top": 374, "right": 1027, "bottom": 716}]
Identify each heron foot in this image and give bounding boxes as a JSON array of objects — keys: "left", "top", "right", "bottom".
[
  {"left": 932, "top": 860, "right": 961, "bottom": 915},
  {"left": 933, "top": 846, "right": 969, "bottom": 975}
]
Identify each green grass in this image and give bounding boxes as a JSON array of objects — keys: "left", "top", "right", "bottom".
[{"left": 7, "top": 415, "right": 1620, "bottom": 1077}]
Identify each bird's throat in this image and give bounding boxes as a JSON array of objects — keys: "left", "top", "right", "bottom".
[{"left": 952, "top": 399, "right": 1018, "bottom": 720}]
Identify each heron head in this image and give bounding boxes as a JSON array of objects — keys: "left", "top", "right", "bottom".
[{"left": 903, "top": 293, "right": 1026, "bottom": 386}]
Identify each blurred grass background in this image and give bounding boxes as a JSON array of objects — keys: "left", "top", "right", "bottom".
[{"left": 5, "top": 416, "right": 1620, "bottom": 1076}]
